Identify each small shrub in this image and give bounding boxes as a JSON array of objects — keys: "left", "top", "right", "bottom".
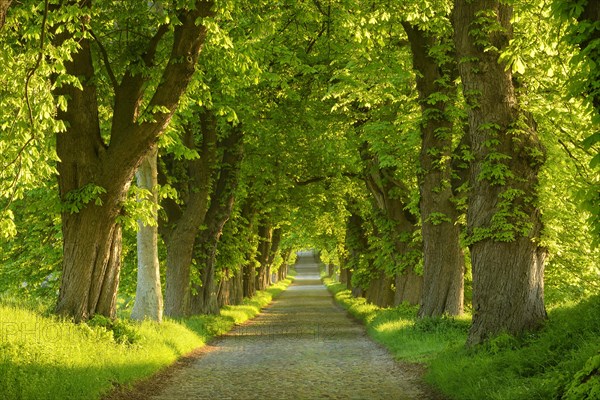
[
  {"left": 87, "top": 315, "right": 141, "bottom": 345},
  {"left": 563, "top": 353, "right": 600, "bottom": 400},
  {"left": 484, "top": 332, "right": 521, "bottom": 355},
  {"left": 413, "top": 315, "right": 468, "bottom": 335}
]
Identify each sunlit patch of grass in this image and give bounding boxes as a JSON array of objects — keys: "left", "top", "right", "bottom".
[
  {"left": 428, "top": 295, "right": 600, "bottom": 400},
  {"left": 324, "top": 277, "right": 600, "bottom": 400},
  {"left": 323, "top": 278, "right": 469, "bottom": 363},
  {"left": 0, "top": 274, "right": 295, "bottom": 400}
]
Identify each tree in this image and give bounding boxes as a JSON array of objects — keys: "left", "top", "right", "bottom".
[
  {"left": 553, "top": 0, "right": 600, "bottom": 245},
  {"left": 52, "top": 1, "right": 215, "bottom": 321},
  {"left": 453, "top": 0, "right": 547, "bottom": 345},
  {"left": 130, "top": 148, "right": 163, "bottom": 322},
  {"left": 402, "top": 19, "right": 465, "bottom": 317},
  {"left": 1, "top": 0, "right": 61, "bottom": 240},
  {"left": 189, "top": 125, "right": 244, "bottom": 315},
  {"left": 160, "top": 108, "right": 218, "bottom": 317},
  {"left": 361, "top": 148, "right": 422, "bottom": 306}
]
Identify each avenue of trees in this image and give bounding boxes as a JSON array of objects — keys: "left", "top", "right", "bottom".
[{"left": 0, "top": 0, "right": 598, "bottom": 346}]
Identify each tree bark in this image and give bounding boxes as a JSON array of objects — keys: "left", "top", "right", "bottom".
[
  {"left": 0, "top": 0, "right": 12, "bottom": 30},
  {"left": 54, "top": 24, "right": 124, "bottom": 321},
  {"left": 53, "top": 1, "right": 214, "bottom": 321},
  {"left": 402, "top": 23, "right": 465, "bottom": 317},
  {"left": 277, "top": 249, "right": 291, "bottom": 281},
  {"left": 241, "top": 202, "right": 258, "bottom": 298},
  {"left": 453, "top": 0, "right": 547, "bottom": 345},
  {"left": 161, "top": 109, "right": 218, "bottom": 317},
  {"left": 190, "top": 127, "right": 244, "bottom": 315},
  {"left": 361, "top": 147, "right": 423, "bottom": 307},
  {"left": 243, "top": 260, "right": 257, "bottom": 298},
  {"left": 266, "top": 228, "right": 282, "bottom": 284},
  {"left": 366, "top": 271, "right": 395, "bottom": 308},
  {"left": 230, "top": 267, "right": 244, "bottom": 305},
  {"left": 394, "top": 268, "right": 423, "bottom": 306},
  {"left": 344, "top": 210, "right": 370, "bottom": 297},
  {"left": 254, "top": 221, "right": 273, "bottom": 291},
  {"left": 131, "top": 148, "right": 163, "bottom": 322},
  {"left": 575, "top": 0, "right": 600, "bottom": 112}
]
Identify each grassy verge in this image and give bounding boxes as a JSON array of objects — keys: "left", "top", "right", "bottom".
[
  {"left": 323, "top": 277, "right": 600, "bottom": 400},
  {"left": 0, "top": 273, "right": 295, "bottom": 400}
]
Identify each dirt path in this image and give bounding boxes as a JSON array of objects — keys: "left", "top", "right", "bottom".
[{"left": 143, "top": 252, "right": 442, "bottom": 400}]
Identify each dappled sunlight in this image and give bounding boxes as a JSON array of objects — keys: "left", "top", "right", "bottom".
[{"left": 374, "top": 319, "right": 414, "bottom": 335}]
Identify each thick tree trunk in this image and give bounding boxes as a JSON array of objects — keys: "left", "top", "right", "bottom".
[
  {"left": 217, "top": 271, "right": 231, "bottom": 308},
  {"left": 190, "top": 127, "right": 244, "bottom": 315},
  {"left": 277, "top": 248, "right": 292, "bottom": 281},
  {"left": 574, "top": 1, "right": 600, "bottom": 112},
  {"left": 266, "top": 228, "right": 282, "bottom": 284},
  {"left": 254, "top": 222, "right": 273, "bottom": 291},
  {"left": 361, "top": 149, "right": 423, "bottom": 308},
  {"left": 340, "top": 266, "right": 351, "bottom": 288},
  {"left": 403, "top": 23, "right": 465, "bottom": 317},
  {"left": 240, "top": 202, "right": 258, "bottom": 298},
  {"left": 243, "top": 260, "right": 257, "bottom": 298},
  {"left": 277, "top": 264, "right": 287, "bottom": 281},
  {"left": 366, "top": 271, "right": 395, "bottom": 308},
  {"left": 344, "top": 210, "right": 371, "bottom": 297},
  {"left": 453, "top": 0, "right": 547, "bottom": 345},
  {"left": 230, "top": 268, "right": 244, "bottom": 305},
  {"left": 54, "top": 31, "right": 126, "bottom": 321},
  {"left": 217, "top": 268, "right": 243, "bottom": 307},
  {"left": 394, "top": 268, "right": 423, "bottom": 306},
  {"left": 53, "top": 1, "right": 214, "bottom": 322},
  {"left": 162, "top": 110, "right": 218, "bottom": 317},
  {"left": 57, "top": 202, "right": 123, "bottom": 321},
  {"left": 131, "top": 149, "right": 163, "bottom": 322}
]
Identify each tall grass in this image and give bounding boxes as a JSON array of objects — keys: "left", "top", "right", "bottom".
[
  {"left": 0, "top": 274, "right": 294, "bottom": 400},
  {"left": 323, "top": 277, "right": 600, "bottom": 400}
]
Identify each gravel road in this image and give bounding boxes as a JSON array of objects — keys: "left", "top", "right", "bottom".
[{"left": 147, "top": 251, "right": 442, "bottom": 400}]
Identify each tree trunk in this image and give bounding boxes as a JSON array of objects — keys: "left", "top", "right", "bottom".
[
  {"left": 162, "top": 110, "right": 218, "bottom": 317},
  {"left": 53, "top": 1, "right": 214, "bottom": 322},
  {"left": 243, "top": 260, "right": 257, "bottom": 298},
  {"left": 131, "top": 148, "right": 163, "bottom": 322},
  {"left": 394, "top": 268, "right": 423, "bottom": 306},
  {"left": 217, "top": 271, "right": 231, "bottom": 308},
  {"left": 340, "top": 266, "right": 351, "bottom": 288},
  {"left": 361, "top": 147, "right": 423, "bottom": 308},
  {"left": 254, "top": 222, "right": 273, "bottom": 291},
  {"left": 190, "top": 127, "right": 244, "bottom": 315},
  {"left": 402, "top": 22, "right": 465, "bottom": 317},
  {"left": 366, "top": 271, "right": 395, "bottom": 308},
  {"left": 53, "top": 31, "right": 126, "bottom": 321},
  {"left": 230, "top": 268, "right": 244, "bottom": 305},
  {"left": 453, "top": 0, "right": 547, "bottom": 345},
  {"left": 0, "top": 0, "right": 12, "bottom": 30},
  {"left": 266, "top": 228, "right": 282, "bottom": 284},
  {"left": 277, "top": 248, "right": 292, "bottom": 281},
  {"left": 573, "top": 1, "right": 600, "bottom": 112},
  {"left": 57, "top": 200, "right": 123, "bottom": 321}
]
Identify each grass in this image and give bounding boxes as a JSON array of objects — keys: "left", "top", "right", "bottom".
[
  {"left": 323, "top": 277, "right": 600, "bottom": 400},
  {"left": 0, "top": 273, "right": 295, "bottom": 400}
]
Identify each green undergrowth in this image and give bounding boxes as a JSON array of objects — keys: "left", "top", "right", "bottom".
[
  {"left": 323, "top": 277, "right": 600, "bottom": 400},
  {"left": 0, "top": 273, "right": 295, "bottom": 400}
]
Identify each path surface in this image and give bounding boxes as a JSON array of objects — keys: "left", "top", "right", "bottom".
[{"left": 148, "top": 252, "right": 438, "bottom": 400}]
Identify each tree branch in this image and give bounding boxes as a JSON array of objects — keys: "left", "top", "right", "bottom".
[
  {"left": 90, "top": 29, "right": 118, "bottom": 91},
  {"left": 306, "top": 22, "right": 327, "bottom": 55},
  {"left": 141, "top": 23, "right": 169, "bottom": 67},
  {"left": 293, "top": 172, "right": 359, "bottom": 186}
]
